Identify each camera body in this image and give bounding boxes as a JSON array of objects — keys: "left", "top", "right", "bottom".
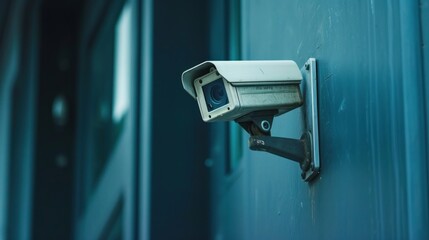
[
  {"left": 182, "top": 60, "right": 304, "bottom": 122},
  {"left": 181, "top": 59, "right": 320, "bottom": 182}
]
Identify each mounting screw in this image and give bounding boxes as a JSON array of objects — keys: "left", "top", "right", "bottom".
[
  {"left": 261, "top": 120, "right": 271, "bottom": 131},
  {"left": 305, "top": 62, "right": 310, "bottom": 70}
]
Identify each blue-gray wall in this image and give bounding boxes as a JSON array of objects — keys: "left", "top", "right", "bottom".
[{"left": 209, "top": 0, "right": 429, "bottom": 239}]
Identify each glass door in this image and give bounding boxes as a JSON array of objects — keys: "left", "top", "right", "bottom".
[{"left": 74, "top": 0, "right": 138, "bottom": 239}]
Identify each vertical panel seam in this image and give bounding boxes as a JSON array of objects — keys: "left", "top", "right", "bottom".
[{"left": 399, "top": 0, "right": 429, "bottom": 239}]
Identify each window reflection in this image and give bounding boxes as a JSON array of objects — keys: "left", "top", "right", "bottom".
[
  {"left": 84, "top": 1, "right": 131, "bottom": 197},
  {"left": 113, "top": 4, "right": 131, "bottom": 123}
]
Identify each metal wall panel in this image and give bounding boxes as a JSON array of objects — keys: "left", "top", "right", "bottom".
[{"left": 211, "top": 0, "right": 429, "bottom": 239}]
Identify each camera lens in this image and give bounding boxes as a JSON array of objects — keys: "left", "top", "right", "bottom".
[
  {"left": 202, "top": 78, "right": 229, "bottom": 111},
  {"left": 210, "top": 84, "right": 225, "bottom": 103}
]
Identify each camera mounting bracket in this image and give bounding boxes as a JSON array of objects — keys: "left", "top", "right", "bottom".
[{"left": 235, "top": 58, "right": 320, "bottom": 182}]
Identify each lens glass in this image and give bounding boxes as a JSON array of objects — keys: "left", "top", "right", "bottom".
[
  {"left": 210, "top": 84, "right": 225, "bottom": 103},
  {"left": 202, "top": 78, "right": 229, "bottom": 111}
]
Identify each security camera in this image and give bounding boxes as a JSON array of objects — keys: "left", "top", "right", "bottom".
[
  {"left": 182, "top": 59, "right": 320, "bottom": 182},
  {"left": 181, "top": 60, "right": 304, "bottom": 124}
]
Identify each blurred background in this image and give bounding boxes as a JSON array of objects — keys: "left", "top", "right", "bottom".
[
  {"left": 0, "top": 0, "right": 217, "bottom": 239},
  {"left": 1, "top": 0, "right": 429, "bottom": 240}
]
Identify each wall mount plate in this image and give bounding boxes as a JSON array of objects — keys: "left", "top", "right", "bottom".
[{"left": 300, "top": 58, "right": 320, "bottom": 181}]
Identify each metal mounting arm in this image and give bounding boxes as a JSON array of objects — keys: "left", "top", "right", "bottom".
[
  {"left": 249, "top": 136, "right": 304, "bottom": 163},
  {"left": 248, "top": 133, "right": 312, "bottom": 179},
  {"left": 236, "top": 113, "right": 312, "bottom": 180}
]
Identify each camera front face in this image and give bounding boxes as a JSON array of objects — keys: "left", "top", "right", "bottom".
[
  {"left": 193, "top": 70, "right": 237, "bottom": 122},
  {"left": 183, "top": 60, "right": 305, "bottom": 123}
]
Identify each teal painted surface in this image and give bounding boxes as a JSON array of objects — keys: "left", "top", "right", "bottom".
[{"left": 210, "top": 0, "right": 429, "bottom": 239}]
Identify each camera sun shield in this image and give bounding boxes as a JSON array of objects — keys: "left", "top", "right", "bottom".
[{"left": 183, "top": 60, "right": 303, "bottom": 122}]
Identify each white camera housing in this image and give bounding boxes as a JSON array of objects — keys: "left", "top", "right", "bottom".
[{"left": 182, "top": 60, "right": 303, "bottom": 122}]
